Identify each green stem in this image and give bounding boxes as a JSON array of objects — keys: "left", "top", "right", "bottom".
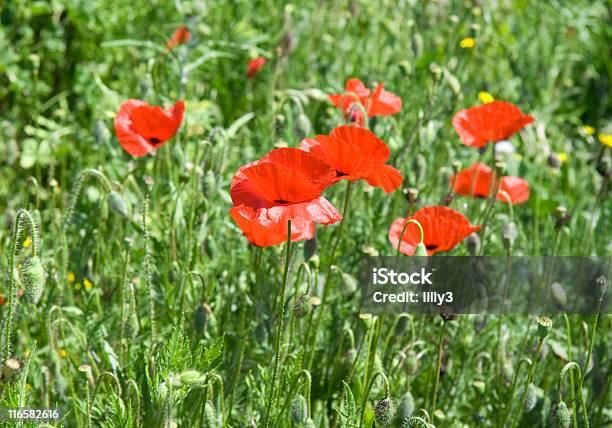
[
  {"left": 511, "top": 338, "right": 545, "bottom": 428},
  {"left": 263, "top": 220, "right": 293, "bottom": 427},
  {"left": 396, "top": 219, "right": 424, "bottom": 257},
  {"left": 431, "top": 321, "right": 447, "bottom": 424}
]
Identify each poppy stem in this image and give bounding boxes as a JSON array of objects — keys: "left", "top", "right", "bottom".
[
  {"left": 396, "top": 219, "right": 424, "bottom": 257},
  {"left": 263, "top": 220, "right": 292, "bottom": 427},
  {"left": 430, "top": 319, "right": 447, "bottom": 425}
]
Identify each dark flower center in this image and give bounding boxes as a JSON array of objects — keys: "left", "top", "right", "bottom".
[
  {"left": 336, "top": 170, "right": 348, "bottom": 177},
  {"left": 426, "top": 244, "right": 438, "bottom": 251},
  {"left": 273, "top": 199, "right": 289, "bottom": 204},
  {"left": 149, "top": 137, "right": 162, "bottom": 145}
]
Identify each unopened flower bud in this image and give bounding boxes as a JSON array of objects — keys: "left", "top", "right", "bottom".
[
  {"left": 107, "top": 191, "right": 129, "bottom": 218},
  {"left": 466, "top": 233, "right": 481, "bottom": 255},
  {"left": 552, "top": 401, "right": 571, "bottom": 428},
  {"left": 551, "top": 282, "right": 567, "bottom": 307},
  {"left": 21, "top": 256, "right": 45, "bottom": 304},
  {"left": 374, "top": 397, "right": 396, "bottom": 426},
  {"left": 414, "top": 242, "right": 428, "bottom": 257},
  {"left": 548, "top": 153, "right": 561, "bottom": 169},
  {"left": 524, "top": 383, "right": 538, "bottom": 412},
  {"left": 293, "top": 293, "right": 312, "bottom": 318},
  {"left": 290, "top": 394, "right": 308, "bottom": 423},
  {"left": 398, "top": 391, "right": 415, "bottom": 419},
  {"left": 178, "top": 370, "right": 206, "bottom": 386}
]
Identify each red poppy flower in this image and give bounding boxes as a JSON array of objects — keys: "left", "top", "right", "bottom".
[
  {"left": 498, "top": 176, "right": 530, "bottom": 204},
  {"left": 247, "top": 57, "right": 266, "bottom": 78},
  {"left": 451, "top": 163, "right": 497, "bottom": 198},
  {"left": 452, "top": 100, "right": 534, "bottom": 148},
  {"left": 329, "top": 78, "right": 402, "bottom": 126},
  {"left": 451, "top": 163, "right": 530, "bottom": 204},
  {"left": 114, "top": 99, "right": 185, "bottom": 157},
  {"left": 166, "top": 25, "right": 190, "bottom": 50},
  {"left": 230, "top": 148, "right": 342, "bottom": 246},
  {"left": 389, "top": 206, "right": 481, "bottom": 256},
  {"left": 230, "top": 205, "right": 315, "bottom": 247},
  {"left": 300, "top": 125, "right": 402, "bottom": 193}
]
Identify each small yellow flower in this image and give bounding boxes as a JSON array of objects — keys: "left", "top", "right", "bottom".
[
  {"left": 598, "top": 133, "right": 612, "bottom": 147},
  {"left": 23, "top": 236, "right": 31, "bottom": 248},
  {"left": 558, "top": 152, "right": 568, "bottom": 163},
  {"left": 26, "top": 383, "right": 32, "bottom": 392},
  {"left": 459, "top": 37, "right": 475, "bottom": 49},
  {"left": 58, "top": 349, "right": 67, "bottom": 358},
  {"left": 582, "top": 125, "right": 595, "bottom": 135},
  {"left": 67, "top": 272, "right": 76, "bottom": 283},
  {"left": 75, "top": 282, "right": 82, "bottom": 290},
  {"left": 83, "top": 278, "right": 93, "bottom": 290},
  {"left": 479, "top": 91, "right": 494, "bottom": 104},
  {"left": 512, "top": 153, "right": 523, "bottom": 161}
]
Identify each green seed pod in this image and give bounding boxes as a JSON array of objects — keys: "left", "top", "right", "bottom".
[
  {"left": 21, "top": 256, "right": 45, "bottom": 304},
  {"left": 178, "top": 370, "right": 206, "bottom": 387},
  {"left": 552, "top": 401, "right": 571, "bottom": 428},
  {"left": 194, "top": 303, "right": 212, "bottom": 333},
  {"left": 293, "top": 293, "right": 312, "bottom": 318},
  {"left": 374, "top": 397, "right": 396, "bottom": 426},
  {"left": 290, "top": 394, "right": 308, "bottom": 423},
  {"left": 466, "top": 232, "right": 481, "bottom": 256},
  {"left": 414, "top": 242, "right": 428, "bottom": 257},
  {"left": 536, "top": 316, "right": 553, "bottom": 340},
  {"left": 524, "top": 383, "right": 537, "bottom": 412},
  {"left": 502, "top": 222, "right": 518, "bottom": 248},
  {"left": 399, "top": 391, "right": 415, "bottom": 419},
  {"left": 404, "top": 350, "right": 419, "bottom": 375},
  {"left": 202, "top": 401, "right": 217, "bottom": 427},
  {"left": 107, "top": 191, "right": 129, "bottom": 218}
]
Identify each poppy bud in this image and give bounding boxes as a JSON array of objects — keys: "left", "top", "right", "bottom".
[
  {"left": 466, "top": 233, "right": 481, "bottom": 256},
  {"left": 414, "top": 242, "right": 428, "bottom": 257},
  {"left": 178, "top": 369, "right": 206, "bottom": 386},
  {"left": 92, "top": 120, "right": 111, "bottom": 144},
  {"left": 194, "top": 302, "right": 212, "bottom": 333},
  {"left": 296, "top": 113, "right": 312, "bottom": 137},
  {"left": 552, "top": 401, "right": 571, "bottom": 428},
  {"left": 374, "top": 397, "right": 396, "bottom": 426},
  {"left": 596, "top": 275, "right": 607, "bottom": 297},
  {"left": 2, "top": 358, "right": 21, "bottom": 381},
  {"left": 203, "top": 401, "right": 217, "bottom": 426},
  {"left": 20, "top": 256, "right": 45, "bottom": 304},
  {"left": 399, "top": 391, "right": 415, "bottom": 418},
  {"left": 107, "top": 191, "right": 129, "bottom": 218},
  {"left": 439, "top": 305, "right": 458, "bottom": 322},
  {"left": 502, "top": 222, "right": 518, "bottom": 249},
  {"left": 290, "top": 394, "right": 308, "bottom": 423},
  {"left": 548, "top": 153, "right": 561, "bottom": 169},
  {"left": 524, "top": 383, "right": 538, "bottom": 412},
  {"left": 403, "top": 187, "right": 419, "bottom": 204},
  {"left": 304, "top": 236, "right": 317, "bottom": 261},
  {"left": 404, "top": 350, "right": 419, "bottom": 374},
  {"left": 551, "top": 282, "right": 567, "bottom": 307},
  {"left": 536, "top": 316, "right": 553, "bottom": 340},
  {"left": 293, "top": 293, "right": 312, "bottom": 318}
]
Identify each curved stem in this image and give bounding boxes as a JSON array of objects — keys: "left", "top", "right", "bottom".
[{"left": 396, "top": 219, "right": 424, "bottom": 257}]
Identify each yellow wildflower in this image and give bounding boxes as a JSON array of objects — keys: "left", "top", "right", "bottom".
[
  {"left": 479, "top": 91, "right": 494, "bottom": 104},
  {"left": 460, "top": 37, "right": 475, "bottom": 49},
  {"left": 582, "top": 125, "right": 595, "bottom": 135},
  {"left": 558, "top": 152, "right": 568, "bottom": 163},
  {"left": 58, "top": 349, "right": 67, "bottom": 358},
  {"left": 67, "top": 272, "right": 76, "bottom": 283},
  {"left": 84, "top": 278, "right": 93, "bottom": 290},
  {"left": 75, "top": 283, "right": 82, "bottom": 290},
  {"left": 598, "top": 134, "right": 612, "bottom": 147},
  {"left": 23, "top": 236, "right": 31, "bottom": 248}
]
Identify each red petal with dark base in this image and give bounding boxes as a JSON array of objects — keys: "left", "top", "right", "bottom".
[{"left": 451, "top": 163, "right": 497, "bottom": 198}]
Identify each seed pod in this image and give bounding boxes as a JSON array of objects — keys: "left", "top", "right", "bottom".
[
  {"left": 194, "top": 303, "right": 212, "bottom": 333},
  {"left": 293, "top": 293, "right": 312, "bottom": 318},
  {"left": 536, "top": 316, "right": 553, "bottom": 340},
  {"left": 548, "top": 153, "right": 561, "bottom": 169},
  {"left": 404, "top": 350, "right": 419, "bottom": 375},
  {"left": 398, "top": 391, "right": 415, "bottom": 419},
  {"left": 107, "top": 191, "right": 129, "bottom": 218},
  {"left": 178, "top": 370, "right": 206, "bottom": 386},
  {"left": 304, "top": 236, "right": 317, "bottom": 261},
  {"left": 466, "top": 233, "right": 481, "bottom": 255},
  {"left": 21, "top": 256, "right": 45, "bottom": 304},
  {"left": 290, "top": 394, "right": 308, "bottom": 423},
  {"left": 374, "top": 397, "right": 396, "bottom": 426},
  {"left": 524, "top": 383, "right": 537, "bottom": 412},
  {"left": 552, "top": 401, "right": 571, "bottom": 428},
  {"left": 414, "top": 242, "right": 428, "bottom": 257}
]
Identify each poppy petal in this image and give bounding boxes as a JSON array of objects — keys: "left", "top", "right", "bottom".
[
  {"left": 363, "top": 164, "right": 403, "bottom": 193},
  {"left": 367, "top": 83, "right": 402, "bottom": 117},
  {"left": 451, "top": 163, "right": 497, "bottom": 198},
  {"left": 330, "top": 125, "right": 390, "bottom": 163},
  {"left": 498, "top": 176, "right": 530, "bottom": 204},
  {"left": 230, "top": 205, "right": 315, "bottom": 247}
]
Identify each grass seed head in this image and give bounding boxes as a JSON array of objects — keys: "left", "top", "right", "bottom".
[{"left": 21, "top": 256, "right": 45, "bottom": 304}]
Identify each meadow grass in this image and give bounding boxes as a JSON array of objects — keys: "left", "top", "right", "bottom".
[{"left": 0, "top": 0, "right": 610, "bottom": 426}]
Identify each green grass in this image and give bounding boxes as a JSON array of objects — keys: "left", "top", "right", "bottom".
[{"left": 0, "top": 0, "right": 611, "bottom": 426}]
